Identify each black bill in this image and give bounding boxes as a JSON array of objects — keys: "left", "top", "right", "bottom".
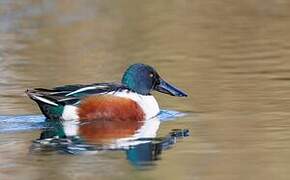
[{"left": 154, "top": 78, "right": 188, "bottom": 97}]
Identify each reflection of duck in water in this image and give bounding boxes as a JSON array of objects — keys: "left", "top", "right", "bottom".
[
  {"left": 34, "top": 114, "right": 189, "bottom": 166},
  {"left": 39, "top": 116, "right": 160, "bottom": 149}
]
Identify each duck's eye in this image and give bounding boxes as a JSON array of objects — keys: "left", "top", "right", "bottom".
[{"left": 149, "top": 73, "right": 154, "bottom": 78}]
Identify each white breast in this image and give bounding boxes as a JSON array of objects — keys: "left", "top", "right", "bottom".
[{"left": 108, "top": 91, "right": 160, "bottom": 120}]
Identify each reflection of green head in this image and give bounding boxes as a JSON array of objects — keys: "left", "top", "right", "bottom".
[{"left": 121, "top": 64, "right": 159, "bottom": 95}]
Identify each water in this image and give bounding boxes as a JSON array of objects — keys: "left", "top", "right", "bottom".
[{"left": 1, "top": 0, "right": 290, "bottom": 179}]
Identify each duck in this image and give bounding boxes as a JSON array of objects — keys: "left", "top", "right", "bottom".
[{"left": 26, "top": 63, "right": 187, "bottom": 122}]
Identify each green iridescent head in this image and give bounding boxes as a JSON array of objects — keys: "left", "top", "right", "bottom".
[{"left": 121, "top": 63, "right": 187, "bottom": 97}]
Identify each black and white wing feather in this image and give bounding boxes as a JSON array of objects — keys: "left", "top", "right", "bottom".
[{"left": 26, "top": 82, "right": 128, "bottom": 106}]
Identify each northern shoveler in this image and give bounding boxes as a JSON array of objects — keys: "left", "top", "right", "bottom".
[{"left": 26, "top": 63, "right": 187, "bottom": 121}]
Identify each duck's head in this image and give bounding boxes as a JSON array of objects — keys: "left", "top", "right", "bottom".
[{"left": 121, "top": 64, "right": 187, "bottom": 97}]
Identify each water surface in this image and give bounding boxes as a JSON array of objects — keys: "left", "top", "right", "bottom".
[{"left": 1, "top": 0, "right": 290, "bottom": 180}]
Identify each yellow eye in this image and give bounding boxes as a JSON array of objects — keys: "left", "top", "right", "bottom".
[{"left": 149, "top": 73, "right": 154, "bottom": 78}]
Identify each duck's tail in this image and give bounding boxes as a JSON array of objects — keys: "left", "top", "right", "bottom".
[
  {"left": 26, "top": 89, "right": 65, "bottom": 120},
  {"left": 26, "top": 89, "right": 59, "bottom": 106}
]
